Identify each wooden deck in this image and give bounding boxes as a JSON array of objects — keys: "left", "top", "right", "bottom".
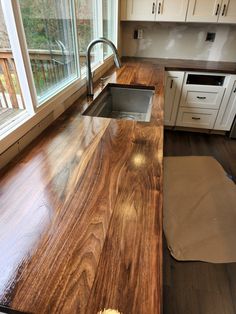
[{"left": 0, "top": 108, "right": 25, "bottom": 128}]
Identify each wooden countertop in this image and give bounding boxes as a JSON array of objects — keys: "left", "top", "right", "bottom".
[
  {"left": 1, "top": 56, "right": 235, "bottom": 314},
  {"left": 0, "top": 60, "right": 164, "bottom": 314}
]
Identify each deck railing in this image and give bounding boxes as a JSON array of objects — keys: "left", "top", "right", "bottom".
[
  {"left": 0, "top": 50, "right": 24, "bottom": 110},
  {"left": 0, "top": 49, "right": 85, "bottom": 109}
]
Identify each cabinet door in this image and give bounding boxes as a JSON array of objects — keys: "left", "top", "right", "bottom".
[
  {"left": 156, "top": 0, "right": 189, "bottom": 22},
  {"left": 218, "top": 0, "right": 236, "bottom": 24},
  {"left": 126, "top": 0, "right": 157, "bottom": 21},
  {"left": 187, "top": 0, "right": 222, "bottom": 22},
  {"left": 214, "top": 77, "right": 236, "bottom": 130},
  {"left": 164, "top": 71, "right": 185, "bottom": 126}
]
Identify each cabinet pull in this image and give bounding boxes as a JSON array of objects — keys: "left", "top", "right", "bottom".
[
  {"left": 152, "top": 2, "right": 155, "bottom": 14},
  {"left": 170, "top": 79, "right": 173, "bottom": 89},
  {"left": 234, "top": 87, "right": 236, "bottom": 93},
  {"left": 192, "top": 117, "right": 201, "bottom": 120},
  {"left": 215, "top": 3, "right": 220, "bottom": 15},
  {"left": 158, "top": 2, "right": 161, "bottom": 14},
  {"left": 222, "top": 4, "right": 226, "bottom": 16},
  {"left": 197, "top": 96, "right": 206, "bottom": 99}
]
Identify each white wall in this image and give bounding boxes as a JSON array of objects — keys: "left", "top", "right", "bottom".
[{"left": 121, "top": 22, "right": 236, "bottom": 62}]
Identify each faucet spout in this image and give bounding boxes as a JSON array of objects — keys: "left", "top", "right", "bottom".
[{"left": 86, "top": 37, "right": 122, "bottom": 96}]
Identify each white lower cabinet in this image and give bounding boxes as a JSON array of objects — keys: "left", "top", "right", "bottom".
[
  {"left": 164, "top": 71, "right": 185, "bottom": 126},
  {"left": 176, "top": 108, "right": 218, "bottom": 129},
  {"left": 214, "top": 75, "right": 236, "bottom": 130},
  {"left": 176, "top": 72, "right": 227, "bottom": 129},
  {"left": 165, "top": 71, "right": 236, "bottom": 131}
]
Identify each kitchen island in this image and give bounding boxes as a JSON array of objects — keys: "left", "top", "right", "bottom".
[{"left": 0, "top": 60, "right": 164, "bottom": 314}]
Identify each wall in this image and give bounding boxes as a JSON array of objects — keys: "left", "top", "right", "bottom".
[{"left": 121, "top": 22, "right": 236, "bottom": 62}]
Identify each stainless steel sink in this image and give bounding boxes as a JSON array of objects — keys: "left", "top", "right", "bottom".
[{"left": 83, "top": 85, "right": 154, "bottom": 122}]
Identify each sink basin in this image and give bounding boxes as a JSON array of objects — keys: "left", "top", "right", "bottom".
[{"left": 83, "top": 85, "right": 154, "bottom": 122}]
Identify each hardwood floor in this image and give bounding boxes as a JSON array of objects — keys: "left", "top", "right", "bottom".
[{"left": 163, "top": 130, "right": 236, "bottom": 314}]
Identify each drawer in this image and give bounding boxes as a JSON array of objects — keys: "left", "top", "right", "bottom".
[
  {"left": 180, "top": 86, "right": 225, "bottom": 110},
  {"left": 176, "top": 108, "right": 218, "bottom": 129}
]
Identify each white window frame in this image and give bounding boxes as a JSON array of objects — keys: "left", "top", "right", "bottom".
[
  {"left": 1, "top": 0, "right": 38, "bottom": 115},
  {"left": 0, "top": 0, "right": 119, "bottom": 153}
]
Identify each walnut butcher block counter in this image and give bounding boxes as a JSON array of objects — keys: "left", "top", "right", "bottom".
[
  {"left": 0, "top": 60, "right": 164, "bottom": 314},
  {"left": 1, "top": 56, "right": 236, "bottom": 314}
]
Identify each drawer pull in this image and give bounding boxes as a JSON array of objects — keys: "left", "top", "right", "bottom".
[
  {"left": 152, "top": 2, "right": 155, "bottom": 14},
  {"left": 197, "top": 96, "right": 206, "bottom": 99},
  {"left": 192, "top": 117, "right": 201, "bottom": 120},
  {"left": 215, "top": 3, "right": 220, "bottom": 15},
  {"left": 170, "top": 79, "right": 173, "bottom": 89},
  {"left": 158, "top": 2, "right": 161, "bottom": 14},
  {"left": 222, "top": 4, "right": 226, "bottom": 16}
]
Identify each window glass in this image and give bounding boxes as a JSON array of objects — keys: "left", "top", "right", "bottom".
[
  {"left": 76, "top": 0, "right": 99, "bottom": 72},
  {"left": 103, "top": 0, "right": 117, "bottom": 59},
  {"left": 0, "top": 2, "right": 25, "bottom": 130},
  {"left": 19, "top": 0, "right": 78, "bottom": 104}
]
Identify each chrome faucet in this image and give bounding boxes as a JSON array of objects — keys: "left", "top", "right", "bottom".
[{"left": 86, "top": 37, "right": 122, "bottom": 96}]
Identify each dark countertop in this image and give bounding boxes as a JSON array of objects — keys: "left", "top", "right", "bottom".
[
  {"left": 0, "top": 60, "right": 164, "bottom": 314},
  {"left": 123, "top": 56, "right": 236, "bottom": 74}
]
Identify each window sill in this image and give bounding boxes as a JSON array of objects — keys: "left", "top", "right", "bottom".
[{"left": 0, "top": 56, "right": 114, "bottom": 155}]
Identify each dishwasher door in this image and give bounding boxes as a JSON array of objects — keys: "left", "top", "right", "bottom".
[{"left": 230, "top": 115, "right": 236, "bottom": 138}]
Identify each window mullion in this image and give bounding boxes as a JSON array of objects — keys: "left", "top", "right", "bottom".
[
  {"left": 97, "top": 0, "right": 103, "bottom": 63},
  {"left": 1, "top": 0, "right": 38, "bottom": 115},
  {"left": 115, "top": 0, "right": 119, "bottom": 48},
  {"left": 72, "top": 0, "right": 81, "bottom": 79}
]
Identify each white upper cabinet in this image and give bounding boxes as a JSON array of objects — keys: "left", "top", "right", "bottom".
[
  {"left": 187, "top": 0, "right": 221, "bottom": 22},
  {"left": 156, "top": 0, "right": 189, "bottom": 22},
  {"left": 121, "top": 0, "right": 157, "bottom": 21},
  {"left": 120, "top": 0, "right": 236, "bottom": 23},
  {"left": 218, "top": 0, "right": 236, "bottom": 24}
]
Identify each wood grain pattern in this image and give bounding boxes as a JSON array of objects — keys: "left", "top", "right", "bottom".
[{"left": 0, "top": 60, "right": 164, "bottom": 313}]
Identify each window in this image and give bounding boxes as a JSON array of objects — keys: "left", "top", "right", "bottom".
[
  {"left": 76, "top": 0, "right": 100, "bottom": 71},
  {"left": 0, "top": 0, "right": 118, "bottom": 136},
  {"left": 0, "top": 2, "right": 25, "bottom": 131},
  {"left": 19, "top": 0, "right": 79, "bottom": 105},
  {"left": 102, "top": 0, "right": 117, "bottom": 59}
]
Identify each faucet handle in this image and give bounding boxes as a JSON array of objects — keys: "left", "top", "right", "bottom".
[{"left": 100, "top": 75, "right": 111, "bottom": 87}]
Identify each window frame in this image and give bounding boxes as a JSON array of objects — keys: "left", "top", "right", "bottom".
[{"left": 0, "top": 0, "right": 119, "bottom": 151}]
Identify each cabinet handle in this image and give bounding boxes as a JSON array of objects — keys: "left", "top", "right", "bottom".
[
  {"left": 215, "top": 3, "right": 220, "bottom": 15},
  {"left": 222, "top": 4, "right": 226, "bottom": 16},
  {"left": 170, "top": 79, "right": 173, "bottom": 89},
  {"left": 152, "top": 2, "right": 155, "bottom": 14},
  {"left": 158, "top": 2, "right": 161, "bottom": 14},
  {"left": 197, "top": 96, "right": 206, "bottom": 99},
  {"left": 192, "top": 117, "right": 201, "bottom": 120},
  {"left": 234, "top": 87, "right": 236, "bottom": 93}
]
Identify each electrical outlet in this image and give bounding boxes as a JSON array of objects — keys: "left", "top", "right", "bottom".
[
  {"left": 137, "top": 29, "right": 143, "bottom": 39},
  {"left": 134, "top": 29, "right": 143, "bottom": 40},
  {"left": 206, "top": 32, "right": 216, "bottom": 42}
]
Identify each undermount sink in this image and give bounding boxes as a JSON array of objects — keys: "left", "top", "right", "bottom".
[{"left": 83, "top": 84, "right": 154, "bottom": 122}]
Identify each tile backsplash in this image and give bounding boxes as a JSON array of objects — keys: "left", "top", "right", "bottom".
[{"left": 121, "top": 22, "right": 236, "bottom": 62}]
